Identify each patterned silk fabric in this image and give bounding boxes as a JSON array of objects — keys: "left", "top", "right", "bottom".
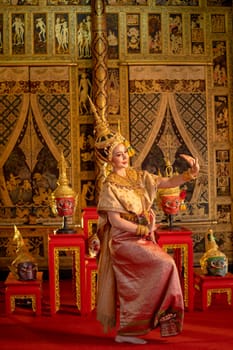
[{"left": 96, "top": 167, "right": 184, "bottom": 337}]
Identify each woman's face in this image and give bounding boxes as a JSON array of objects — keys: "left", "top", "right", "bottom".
[{"left": 111, "top": 143, "right": 129, "bottom": 170}]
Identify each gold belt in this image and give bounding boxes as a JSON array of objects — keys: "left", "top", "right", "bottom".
[
  {"left": 120, "top": 211, "right": 150, "bottom": 225},
  {"left": 120, "top": 213, "right": 139, "bottom": 223}
]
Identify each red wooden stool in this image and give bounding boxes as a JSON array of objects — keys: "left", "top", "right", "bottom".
[
  {"left": 194, "top": 268, "right": 233, "bottom": 310},
  {"left": 82, "top": 207, "right": 99, "bottom": 314},
  {"left": 4, "top": 271, "right": 43, "bottom": 315},
  {"left": 84, "top": 256, "right": 98, "bottom": 314},
  {"left": 48, "top": 233, "right": 86, "bottom": 315},
  {"left": 157, "top": 226, "right": 194, "bottom": 311}
]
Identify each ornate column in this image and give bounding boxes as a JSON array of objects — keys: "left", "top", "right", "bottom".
[{"left": 91, "top": 0, "right": 109, "bottom": 200}]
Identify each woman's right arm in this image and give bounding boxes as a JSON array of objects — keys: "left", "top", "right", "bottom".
[
  {"left": 108, "top": 211, "right": 138, "bottom": 233},
  {"left": 108, "top": 211, "right": 154, "bottom": 239},
  {"left": 157, "top": 155, "right": 199, "bottom": 189}
]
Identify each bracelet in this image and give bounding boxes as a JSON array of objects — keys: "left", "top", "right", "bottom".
[
  {"left": 182, "top": 169, "right": 197, "bottom": 182},
  {"left": 136, "top": 224, "right": 149, "bottom": 236}
]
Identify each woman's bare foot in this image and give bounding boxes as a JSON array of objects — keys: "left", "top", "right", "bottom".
[{"left": 115, "top": 335, "right": 147, "bottom": 344}]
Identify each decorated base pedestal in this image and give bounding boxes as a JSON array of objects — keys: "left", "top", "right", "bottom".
[
  {"left": 56, "top": 217, "right": 76, "bottom": 234},
  {"left": 161, "top": 214, "right": 177, "bottom": 228},
  {"left": 157, "top": 226, "right": 194, "bottom": 311}
]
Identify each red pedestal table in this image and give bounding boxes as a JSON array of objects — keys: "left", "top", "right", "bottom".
[
  {"left": 157, "top": 226, "right": 194, "bottom": 311},
  {"left": 194, "top": 268, "right": 233, "bottom": 310},
  {"left": 84, "top": 255, "right": 98, "bottom": 314},
  {"left": 48, "top": 233, "right": 85, "bottom": 315},
  {"left": 4, "top": 271, "right": 43, "bottom": 315}
]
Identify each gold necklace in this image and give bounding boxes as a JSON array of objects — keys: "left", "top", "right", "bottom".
[{"left": 109, "top": 168, "right": 142, "bottom": 191}]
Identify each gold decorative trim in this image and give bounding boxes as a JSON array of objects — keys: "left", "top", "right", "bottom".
[
  {"left": 87, "top": 219, "right": 98, "bottom": 238},
  {"left": 74, "top": 248, "right": 81, "bottom": 310},
  {"left": 91, "top": 269, "right": 97, "bottom": 311},
  {"left": 54, "top": 246, "right": 81, "bottom": 312},
  {"left": 54, "top": 248, "right": 61, "bottom": 312},
  {"left": 10, "top": 294, "right": 36, "bottom": 312},
  {"left": 119, "top": 61, "right": 213, "bottom": 66},
  {"left": 162, "top": 243, "right": 189, "bottom": 308},
  {"left": 207, "top": 288, "right": 232, "bottom": 307}
]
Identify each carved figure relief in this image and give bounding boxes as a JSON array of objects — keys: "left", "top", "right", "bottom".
[
  {"left": 78, "top": 69, "right": 92, "bottom": 115},
  {"left": 217, "top": 204, "right": 231, "bottom": 224},
  {"left": 81, "top": 180, "right": 96, "bottom": 208},
  {"left": 216, "top": 150, "right": 230, "bottom": 196},
  {"left": 213, "top": 40, "right": 227, "bottom": 87},
  {"left": 77, "top": 14, "right": 92, "bottom": 59},
  {"left": 34, "top": 13, "right": 47, "bottom": 55},
  {"left": 80, "top": 124, "right": 95, "bottom": 171},
  {"left": 108, "top": 68, "right": 120, "bottom": 115},
  {"left": 214, "top": 95, "right": 229, "bottom": 142},
  {"left": 106, "top": 13, "right": 119, "bottom": 59},
  {"left": 191, "top": 14, "right": 204, "bottom": 54},
  {"left": 54, "top": 13, "right": 69, "bottom": 54},
  {"left": 148, "top": 14, "right": 162, "bottom": 54},
  {"left": 11, "top": 13, "right": 25, "bottom": 54},
  {"left": 169, "top": 13, "right": 183, "bottom": 55},
  {"left": 126, "top": 14, "right": 140, "bottom": 54}
]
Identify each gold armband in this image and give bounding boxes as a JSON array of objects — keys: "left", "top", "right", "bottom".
[
  {"left": 182, "top": 169, "right": 197, "bottom": 182},
  {"left": 136, "top": 224, "right": 149, "bottom": 236}
]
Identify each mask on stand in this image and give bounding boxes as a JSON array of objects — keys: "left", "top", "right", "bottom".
[{"left": 200, "top": 228, "right": 228, "bottom": 277}]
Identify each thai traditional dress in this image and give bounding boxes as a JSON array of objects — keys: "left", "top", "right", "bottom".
[{"left": 96, "top": 167, "right": 184, "bottom": 337}]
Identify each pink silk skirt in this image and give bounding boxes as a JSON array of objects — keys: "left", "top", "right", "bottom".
[{"left": 110, "top": 230, "right": 184, "bottom": 337}]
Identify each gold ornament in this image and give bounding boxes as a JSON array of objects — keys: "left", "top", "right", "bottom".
[
  {"left": 88, "top": 96, "right": 135, "bottom": 163},
  {"left": 136, "top": 224, "right": 149, "bottom": 236},
  {"left": 9, "top": 225, "right": 38, "bottom": 280},
  {"left": 50, "top": 152, "right": 78, "bottom": 233},
  {"left": 200, "top": 228, "right": 228, "bottom": 276}
]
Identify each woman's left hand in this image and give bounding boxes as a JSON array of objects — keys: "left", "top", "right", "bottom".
[{"left": 180, "top": 154, "right": 200, "bottom": 178}]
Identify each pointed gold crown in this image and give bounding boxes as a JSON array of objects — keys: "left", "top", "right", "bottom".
[
  {"left": 10, "top": 225, "right": 36, "bottom": 267},
  {"left": 53, "top": 151, "right": 77, "bottom": 198},
  {"left": 88, "top": 96, "right": 135, "bottom": 162}
]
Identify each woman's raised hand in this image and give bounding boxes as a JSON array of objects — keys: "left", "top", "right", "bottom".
[{"left": 180, "top": 154, "right": 200, "bottom": 178}]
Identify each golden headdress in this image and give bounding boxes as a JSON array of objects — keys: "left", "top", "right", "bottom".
[{"left": 88, "top": 96, "right": 135, "bottom": 163}]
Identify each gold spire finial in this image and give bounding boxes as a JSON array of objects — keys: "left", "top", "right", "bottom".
[
  {"left": 53, "top": 151, "right": 76, "bottom": 198},
  {"left": 88, "top": 96, "right": 135, "bottom": 162}
]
